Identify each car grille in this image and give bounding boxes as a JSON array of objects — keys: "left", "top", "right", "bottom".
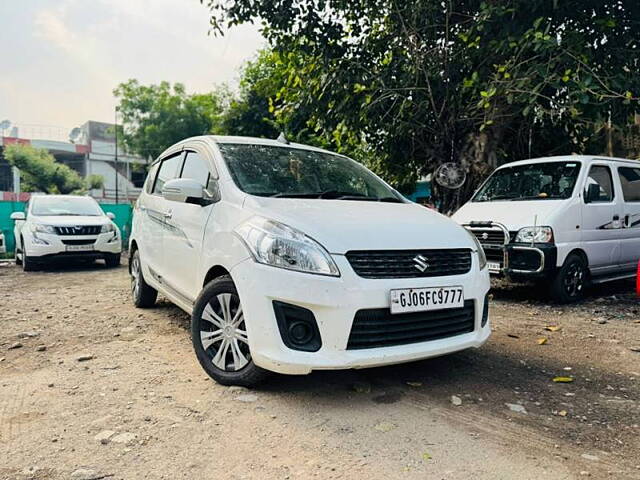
[
  {"left": 61, "top": 239, "right": 96, "bottom": 246},
  {"left": 346, "top": 249, "right": 472, "bottom": 279},
  {"left": 55, "top": 226, "right": 101, "bottom": 235},
  {"left": 470, "top": 229, "right": 507, "bottom": 245},
  {"left": 347, "top": 300, "right": 475, "bottom": 349}
]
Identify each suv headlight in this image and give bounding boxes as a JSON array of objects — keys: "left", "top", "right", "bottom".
[
  {"left": 515, "top": 226, "right": 553, "bottom": 243},
  {"left": 30, "top": 223, "right": 56, "bottom": 234},
  {"left": 236, "top": 217, "right": 340, "bottom": 276},
  {"left": 100, "top": 223, "right": 116, "bottom": 234},
  {"left": 465, "top": 229, "right": 487, "bottom": 270}
]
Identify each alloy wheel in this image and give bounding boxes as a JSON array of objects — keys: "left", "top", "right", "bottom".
[
  {"left": 563, "top": 261, "right": 585, "bottom": 298},
  {"left": 199, "top": 293, "right": 250, "bottom": 372},
  {"left": 131, "top": 255, "right": 141, "bottom": 299}
]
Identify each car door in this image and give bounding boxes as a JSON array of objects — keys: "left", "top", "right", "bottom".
[
  {"left": 616, "top": 164, "right": 640, "bottom": 271},
  {"left": 161, "top": 145, "right": 217, "bottom": 303},
  {"left": 141, "top": 151, "right": 184, "bottom": 282},
  {"left": 580, "top": 163, "right": 623, "bottom": 276}
]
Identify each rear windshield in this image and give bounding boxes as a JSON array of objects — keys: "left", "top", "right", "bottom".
[
  {"left": 31, "top": 196, "right": 103, "bottom": 216},
  {"left": 473, "top": 161, "right": 582, "bottom": 202}
]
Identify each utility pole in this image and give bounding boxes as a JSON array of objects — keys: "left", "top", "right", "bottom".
[{"left": 114, "top": 106, "right": 119, "bottom": 204}]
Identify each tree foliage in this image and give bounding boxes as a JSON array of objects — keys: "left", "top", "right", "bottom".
[
  {"left": 4, "top": 144, "right": 97, "bottom": 194},
  {"left": 205, "top": 0, "right": 640, "bottom": 209},
  {"left": 113, "top": 79, "right": 227, "bottom": 159}
]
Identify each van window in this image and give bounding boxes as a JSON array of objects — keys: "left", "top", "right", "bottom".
[
  {"left": 618, "top": 166, "right": 640, "bottom": 202},
  {"left": 181, "top": 151, "right": 211, "bottom": 189},
  {"left": 152, "top": 153, "right": 184, "bottom": 194},
  {"left": 585, "top": 165, "right": 614, "bottom": 202}
]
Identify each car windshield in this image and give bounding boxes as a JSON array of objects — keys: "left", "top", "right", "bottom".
[
  {"left": 218, "top": 143, "right": 403, "bottom": 202},
  {"left": 473, "top": 161, "right": 582, "bottom": 202},
  {"left": 31, "top": 196, "right": 104, "bottom": 216}
]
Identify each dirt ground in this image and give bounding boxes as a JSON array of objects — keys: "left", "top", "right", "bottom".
[{"left": 0, "top": 260, "right": 639, "bottom": 480}]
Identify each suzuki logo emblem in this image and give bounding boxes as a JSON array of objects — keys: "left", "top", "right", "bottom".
[
  {"left": 413, "top": 254, "right": 430, "bottom": 272},
  {"left": 481, "top": 232, "right": 489, "bottom": 240}
]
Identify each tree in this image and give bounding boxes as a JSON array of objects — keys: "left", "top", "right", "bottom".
[
  {"left": 204, "top": 0, "right": 640, "bottom": 210},
  {"left": 113, "top": 79, "right": 227, "bottom": 159},
  {"left": 4, "top": 144, "right": 95, "bottom": 194}
]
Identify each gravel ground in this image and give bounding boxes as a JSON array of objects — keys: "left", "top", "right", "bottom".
[{"left": 0, "top": 261, "right": 638, "bottom": 480}]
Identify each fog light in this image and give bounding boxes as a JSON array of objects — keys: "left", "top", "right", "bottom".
[{"left": 273, "top": 301, "right": 322, "bottom": 352}]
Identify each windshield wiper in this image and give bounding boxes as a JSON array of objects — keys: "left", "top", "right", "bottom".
[{"left": 508, "top": 195, "right": 559, "bottom": 201}]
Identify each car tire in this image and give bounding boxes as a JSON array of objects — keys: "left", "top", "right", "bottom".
[
  {"left": 15, "top": 248, "right": 22, "bottom": 266},
  {"left": 191, "top": 275, "right": 270, "bottom": 387},
  {"left": 21, "top": 241, "right": 38, "bottom": 272},
  {"left": 130, "top": 250, "right": 157, "bottom": 308},
  {"left": 550, "top": 253, "right": 588, "bottom": 303},
  {"left": 105, "top": 253, "right": 121, "bottom": 268}
]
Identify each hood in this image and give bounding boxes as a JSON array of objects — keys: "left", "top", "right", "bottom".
[
  {"left": 31, "top": 215, "right": 110, "bottom": 227},
  {"left": 244, "top": 197, "right": 475, "bottom": 254},
  {"left": 451, "top": 200, "right": 564, "bottom": 231}
]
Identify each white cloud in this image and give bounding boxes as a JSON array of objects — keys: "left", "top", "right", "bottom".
[{"left": 0, "top": 0, "right": 264, "bottom": 130}]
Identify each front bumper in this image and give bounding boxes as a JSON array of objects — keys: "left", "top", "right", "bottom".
[
  {"left": 22, "top": 231, "right": 122, "bottom": 260},
  {"left": 231, "top": 255, "right": 491, "bottom": 375}
]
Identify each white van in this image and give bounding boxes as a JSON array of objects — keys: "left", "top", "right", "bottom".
[
  {"left": 129, "top": 135, "right": 490, "bottom": 386},
  {"left": 452, "top": 156, "right": 640, "bottom": 302}
]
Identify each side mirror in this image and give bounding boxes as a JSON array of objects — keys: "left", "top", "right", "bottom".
[
  {"left": 106, "top": 212, "right": 116, "bottom": 220},
  {"left": 162, "top": 178, "right": 205, "bottom": 204},
  {"left": 10, "top": 212, "right": 25, "bottom": 221},
  {"left": 584, "top": 183, "right": 600, "bottom": 204}
]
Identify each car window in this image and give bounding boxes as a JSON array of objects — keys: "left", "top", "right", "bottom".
[
  {"left": 180, "top": 150, "right": 211, "bottom": 190},
  {"left": 144, "top": 164, "right": 159, "bottom": 194},
  {"left": 585, "top": 165, "right": 614, "bottom": 202},
  {"left": 152, "top": 153, "right": 183, "bottom": 195},
  {"left": 618, "top": 166, "right": 640, "bottom": 202}
]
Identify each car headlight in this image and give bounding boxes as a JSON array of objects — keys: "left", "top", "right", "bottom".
[
  {"left": 100, "top": 223, "right": 116, "bottom": 233},
  {"left": 30, "top": 223, "right": 56, "bottom": 234},
  {"left": 235, "top": 217, "right": 340, "bottom": 276},
  {"left": 465, "top": 229, "right": 487, "bottom": 270},
  {"left": 515, "top": 226, "right": 554, "bottom": 243}
]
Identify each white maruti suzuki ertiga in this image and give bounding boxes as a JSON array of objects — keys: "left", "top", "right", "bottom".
[{"left": 129, "top": 135, "right": 490, "bottom": 386}]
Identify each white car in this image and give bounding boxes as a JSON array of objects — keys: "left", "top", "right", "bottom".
[
  {"left": 129, "top": 136, "right": 490, "bottom": 386},
  {"left": 11, "top": 195, "right": 122, "bottom": 271},
  {"left": 453, "top": 155, "right": 640, "bottom": 302},
  {"left": 0, "top": 231, "right": 6, "bottom": 255}
]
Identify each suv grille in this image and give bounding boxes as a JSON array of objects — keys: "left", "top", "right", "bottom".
[
  {"left": 470, "top": 229, "right": 507, "bottom": 245},
  {"left": 347, "top": 300, "right": 475, "bottom": 349},
  {"left": 55, "top": 226, "right": 101, "bottom": 235},
  {"left": 346, "top": 249, "right": 472, "bottom": 279}
]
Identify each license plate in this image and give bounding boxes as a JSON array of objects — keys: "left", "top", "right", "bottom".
[
  {"left": 66, "top": 245, "right": 94, "bottom": 252},
  {"left": 487, "top": 261, "right": 501, "bottom": 273},
  {"left": 390, "top": 286, "right": 464, "bottom": 314}
]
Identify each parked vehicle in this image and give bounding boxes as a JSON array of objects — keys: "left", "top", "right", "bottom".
[
  {"left": 0, "top": 231, "right": 6, "bottom": 255},
  {"left": 129, "top": 135, "right": 491, "bottom": 386},
  {"left": 452, "top": 156, "right": 640, "bottom": 302},
  {"left": 11, "top": 195, "right": 122, "bottom": 271}
]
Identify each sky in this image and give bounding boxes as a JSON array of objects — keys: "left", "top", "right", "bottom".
[{"left": 0, "top": 0, "right": 264, "bottom": 137}]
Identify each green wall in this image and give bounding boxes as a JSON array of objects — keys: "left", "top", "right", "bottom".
[{"left": 0, "top": 200, "right": 133, "bottom": 255}]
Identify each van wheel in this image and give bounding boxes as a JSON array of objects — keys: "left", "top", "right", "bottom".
[
  {"left": 130, "top": 250, "right": 157, "bottom": 308},
  {"left": 15, "top": 248, "right": 23, "bottom": 266},
  {"left": 550, "top": 253, "right": 588, "bottom": 303},
  {"left": 192, "top": 275, "right": 270, "bottom": 387}
]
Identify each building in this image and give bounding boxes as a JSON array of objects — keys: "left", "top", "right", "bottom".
[{"left": 0, "top": 121, "right": 147, "bottom": 203}]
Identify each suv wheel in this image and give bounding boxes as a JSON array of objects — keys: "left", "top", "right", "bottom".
[
  {"left": 192, "top": 275, "right": 269, "bottom": 387},
  {"left": 130, "top": 250, "right": 157, "bottom": 308},
  {"left": 550, "top": 253, "right": 588, "bottom": 303},
  {"left": 105, "top": 253, "right": 121, "bottom": 268},
  {"left": 21, "top": 240, "right": 38, "bottom": 272}
]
